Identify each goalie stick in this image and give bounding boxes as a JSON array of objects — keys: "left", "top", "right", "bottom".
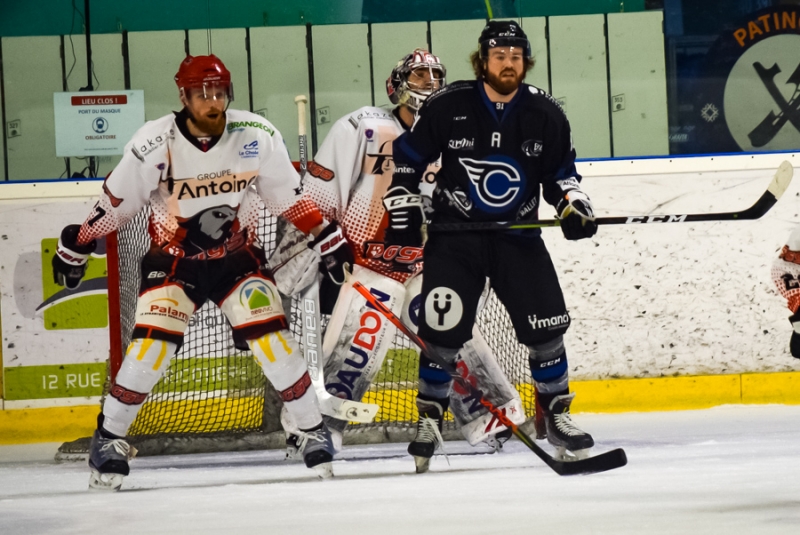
[
  {"left": 299, "top": 277, "right": 379, "bottom": 423},
  {"left": 429, "top": 160, "right": 793, "bottom": 233},
  {"left": 350, "top": 281, "right": 627, "bottom": 476},
  {"left": 294, "top": 94, "right": 379, "bottom": 424}
]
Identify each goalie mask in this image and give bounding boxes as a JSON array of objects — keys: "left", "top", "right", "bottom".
[
  {"left": 175, "top": 54, "right": 234, "bottom": 107},
  {"left": 386, "top": 48, "right": 446, "bottom": 111},
  {"left": 479, "top": 20, "right": 532, "bottom": 59}
]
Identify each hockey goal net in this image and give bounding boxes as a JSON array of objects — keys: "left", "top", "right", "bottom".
[{"left": 60, "top": 201, "right": 534, "bottom": 457}]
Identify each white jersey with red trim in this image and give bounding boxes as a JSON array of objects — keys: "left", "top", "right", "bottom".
[
  {"left": 305, "top": 106, "right": 438, "bottom": 282},
  {"left": 77, "top": 109, "right": 322, "bottom": 259}
]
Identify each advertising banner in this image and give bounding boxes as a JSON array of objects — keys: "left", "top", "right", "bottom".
[{"left": 0, "top": 198, "right": 109, "bottom": 407}]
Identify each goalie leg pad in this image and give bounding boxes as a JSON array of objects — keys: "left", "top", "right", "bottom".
[
  {"left": 322, "top": 265, "right": 405, "bottom": 403},
  {"left": 102, "top": 338, "right": 179, "bottom": 437},
  {"left": 450, "top": 326, "right": 525, "bottom": 446},
  {"left": 249, "top": 330, "right": 323, "bottom": 430}
]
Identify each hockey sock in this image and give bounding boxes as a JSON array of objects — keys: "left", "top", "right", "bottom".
[
  {"left": 418, "top": 345, "right": 459, "bottom": 399},
  {"left": 102, "top": 338, "right": 179, "bottom": 437},
  {"left": 249, "top": 330, "right": 323, "bottom": 430},
  {"left": 528, "top": 336, "right": 570, "bottom": 409}
]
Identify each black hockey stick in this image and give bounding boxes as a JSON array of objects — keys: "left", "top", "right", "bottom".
[
  {"left": 351, "top": 281, "right": 627, "bottom": 476},
  {"left": 428, "top": 160, "right": 793, "bottom": 233}
]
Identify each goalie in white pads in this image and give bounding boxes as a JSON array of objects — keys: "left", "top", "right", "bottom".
[
  {"left": 772, "top": 225, "right": 800, "bottom": 357},
  {"left": 50, "top": 55, "right": 353, "bottom": 489},
  {"left": 272, "top": 49, "right": 525, "bottom": 473}
]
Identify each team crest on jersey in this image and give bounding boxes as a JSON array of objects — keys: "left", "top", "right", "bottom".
[
  {"left": 459, "top": 157, "right": 525, "bottom": 213},
  {"left": 307, "top": 161, "right": 335, "bottom": 181}
]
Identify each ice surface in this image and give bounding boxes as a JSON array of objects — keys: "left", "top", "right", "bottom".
[{"left": 2, "top": 405, "right": 800, "bottom": 534}]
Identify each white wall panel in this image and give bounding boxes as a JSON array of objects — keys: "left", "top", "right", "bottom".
[
  {"left": 549, "top": 14, "right": 611, "bottom": 159},
  {"left": 607, "top": 11, "right": 669, "bottom": 157},
  {"left": 249, "top": 26, "right": 309, "bottom": 161}
]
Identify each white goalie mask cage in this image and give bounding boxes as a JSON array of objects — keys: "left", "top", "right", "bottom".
[{"left": 386, "top": 48, "right": 446, "bottom": 111}]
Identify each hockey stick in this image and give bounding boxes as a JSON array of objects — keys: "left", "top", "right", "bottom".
[
  {"left": 293, "top": 94, "right": 379, "bottom": 423},
  {"left": 294, "top": 95, "right": 309, "bottom": 178},
  {"left": 428, "top": 160, "right": 793, "bottom": 233},
  {"left": 299, "top": 277, "right": 379, "bottom": 423},
  {"left": 351, "top": 281, "right": 627, "bottom": 476}
]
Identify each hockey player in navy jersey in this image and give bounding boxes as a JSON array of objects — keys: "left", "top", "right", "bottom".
[
  {"left": 385, "top": 21, "right": 599, "bottom": 465},
  {"left": 51, "top": 55, "right": 353, "bottom": 489},
  {"left": 272, "top": 49, "right": 526, "bottom": 473}
]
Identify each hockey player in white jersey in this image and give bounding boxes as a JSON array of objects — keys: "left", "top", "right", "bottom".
[
  {"left": 272, "top": 49, "right": 525, "bottom": 473},
  {"left": 772, "top": 225, "right": 800, "bottom": 357},
  {"left": 51, "top": 55, "right": 353, "bottom": 489}
]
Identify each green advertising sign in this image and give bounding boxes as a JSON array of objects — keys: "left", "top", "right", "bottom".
[{"left": 39, "top": 238, "right": 109, "bottom": 330}]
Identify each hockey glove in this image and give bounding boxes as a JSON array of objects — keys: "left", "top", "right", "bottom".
[
  {"left": 52, "top": 224, "right": 97, "bottom": 289},
  {"left": 309, "top": 221, "right": 354, "bottom": 285},
  {"left": 556, "top": 189, "right": 597, "bottom": 241},
  {"left": 383, "top": 186, "right": 424, "bottom": 272}
]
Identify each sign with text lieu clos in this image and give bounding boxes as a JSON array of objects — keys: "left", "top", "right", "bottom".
[{"left": 54, "top": 90, "right": 145, "bottom": 157}]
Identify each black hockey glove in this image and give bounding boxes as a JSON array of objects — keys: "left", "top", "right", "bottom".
[
  {"left": 52, "top": 224, "right": 97, "bottom": 290},
  {"left": 556, "top": 189, "right": 597, "bottom": 241},
  {"left": 789, "top": 312, "right": 800, "bottom": 359},
  {"left": 309, "top": 221, "right": 354, "bottom": 285},
  {"left": 383, "top": 186, "right": 424, "bottom": 272}
]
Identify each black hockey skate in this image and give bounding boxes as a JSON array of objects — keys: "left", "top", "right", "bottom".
[
  {"left": 298, "top": 423, "right": 336, "bottom": 479},
  {"left": 408, "top": 397, "right": 447, "bottom": 474},
  {"left": 542, "top": 393, "right": 594, "bottom": 460},
  {"left": 88, "top": 430, "right": 136, "bottom": 491}
]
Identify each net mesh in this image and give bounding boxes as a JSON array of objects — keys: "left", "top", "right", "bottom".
[{"left": 112, "top": 203, "right": 534, "bottom": 441}]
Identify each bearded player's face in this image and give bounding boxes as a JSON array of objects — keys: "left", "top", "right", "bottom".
[
  {"left": 183, "top": 84, "right": 228, "bottom": 136},
  {"left": 484, "top": 46, "right": 525, "bottom": 95}
]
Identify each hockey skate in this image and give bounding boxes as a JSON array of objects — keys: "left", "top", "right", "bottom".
[
  {"left": 541, "top": 393, "right": 594, "bottom": 461},
  {"left": 408, "top": 398, "right": 447, "bottom": 474},
  {"left": 88, "top": 430, "right": 136, "bottom": 491},
  {"left": 297, "top": 423, "right": 336, "bottom": 479}
]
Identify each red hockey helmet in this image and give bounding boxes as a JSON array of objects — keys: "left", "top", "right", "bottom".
[
  {"left": 174, "top": 54, "right": 234, "bottom": 102},
  {"left": 386, "top": 48, "right": 446, "bottom": 111}
]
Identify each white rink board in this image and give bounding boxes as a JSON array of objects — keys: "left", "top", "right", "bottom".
[{"left": 1, "top": 153, "right": 799, "bottom": 383}]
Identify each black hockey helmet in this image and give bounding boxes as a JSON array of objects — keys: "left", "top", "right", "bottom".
[{"left": 479, "top": 20, "right": 532, "bottom": 59}]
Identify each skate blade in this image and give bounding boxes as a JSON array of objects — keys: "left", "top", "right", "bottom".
[
  {"left": 413, "top": 456, "right": 431, "bottom": 474},
  {"left": 285, "top": 447, "right": 300, "bottom": 461},
  {"left": 313, "top": 462, "right": 334, "bottom": 480},
  {"left": 553, "top": 446, "right": 591, "bottom": 461},
  {"left": 89, "top": 470, "right": 124, "bottom": 491}
]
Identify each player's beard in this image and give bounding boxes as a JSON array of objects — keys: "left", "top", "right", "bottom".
[
  {"left": 188, "top": 108, "right": 226, "bottom": 137},
  {"left": 484, "top": 67, "right": 524, "bottom": 95}
]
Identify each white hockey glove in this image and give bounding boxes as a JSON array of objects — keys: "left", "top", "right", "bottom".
[
  {"left": 269, "top": 225, "right": 320, "bottom": 296},
  {"left": 52, "top": 224, "right": 97, "bottom": 290},
  {"left": 383, "top": 186, "right": 425, "bottom": 272},
  {"left": 555, "top": 188, "right": 597, "bottom": 241},
  {"left": 309, "top": 221, "right": 354, "bottom": 285}
]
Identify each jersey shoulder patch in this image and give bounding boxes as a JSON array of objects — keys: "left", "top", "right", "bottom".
[
  {"left": 345, "top": 106, "right": 395, "bottom": 129},
  {"left": 128, "top": 115, "right": 176, "bottom": 163},
  {"left": 225, "top": 109, "right": 277, "bottom": 137},
  {"left": 526, "top": 85, "right": 568, "bottom": 118}
]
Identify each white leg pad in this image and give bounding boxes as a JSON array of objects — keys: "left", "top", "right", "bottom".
[{"left": 321, "top": 265, "right": 405, "bottom": 403}]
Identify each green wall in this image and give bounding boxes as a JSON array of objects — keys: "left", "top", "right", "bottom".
[{"left": 0, "top": 1, "right": 646, "bottom": 37}]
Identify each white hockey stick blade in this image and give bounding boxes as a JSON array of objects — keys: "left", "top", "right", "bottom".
[
  {"left": 318, "top": 393, "right": 380, "bottom": 423},
  {"left": 300, "top": 279, "right": 380, "bottom": 424},
  {"left": 769, "top": 160, "right": 793, "bottom": 199}
]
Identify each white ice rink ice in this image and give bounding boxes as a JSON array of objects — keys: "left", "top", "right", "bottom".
[{"left": 2, "top": 405, "right": 800, "bottom": 535}]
